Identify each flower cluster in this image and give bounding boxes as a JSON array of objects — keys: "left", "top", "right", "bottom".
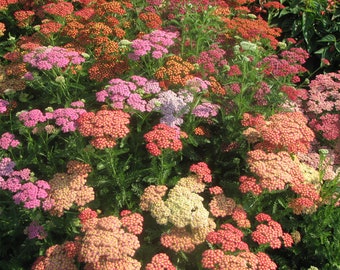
[
  {"left": 77, "top": 109, "right": 130, "bottom": 149},
  {"left": 47, "top": 161, "right": 94, "bottom": 216},
  {"left": 145, "top": 253, "right": 176, "bottom": 270},
  {"left": 196, "top": 43, "right": 228, "bottom": 75},
  {"left": 140, "top": 174, "right": 215, "bottom": 252},
  {"left": 149, "top": 89, "right": 193, "bottom": 127},
  {"left": 128, "top": 30, "right": 178, "bottom": 60},
  {"left": 258, "top": 47, "right": 308, "bottom": 78},
  {"left": 251, "top": 213, "right": 293, "bottom": 249},
  {"left": 96, "top": 76, "right": 161, "bottom": 112},
  {"left": 192, "top": 102, "right": 220, "bottom": 118},
  {"left": 24, "top": 221, "right": 47, "bottom": 240},
  {"left": 224, "top": 16, "right": 282, "bottom": 49},
  {"left": 189, "top": 162, "right": 212, "bottom": 183},
  {"left": 78, "top": 214, "right": 141, "bottom": 269},
  {"left": 242, "top": 112, "right": 315, "bottom": 153},
  {"left": 144, "top": 123, "right": 186, "bottom": 156},
  {"left": 23, "top": 46, "right": 85, "bottom": 71},
  {"left": 201, "top": 250, "right": 277, "bottom": 270},
  {"left": 206, "top": 223, "right": 249, "bottom": 252},
  {"left": 0, "top": 157, "right": 51, "bottom": 209},
  {"left": 0, "top": 99, "right": 9, "bottom": 113},
  {"left": 155, "top": 55, "right": 195, "bottom": 87},
  {"left": 32, "top": 241, "right": 79, "bottom": 270},
  {"left": 0, "top": 132, "right": 20, "bottom": 150},
  {"left": 304, "top": 71, "right": 340, "bottom": 141}
]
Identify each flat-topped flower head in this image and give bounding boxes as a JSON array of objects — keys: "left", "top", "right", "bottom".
[{"left": 144, "top": 123, "right": 186, "bottom": 156}]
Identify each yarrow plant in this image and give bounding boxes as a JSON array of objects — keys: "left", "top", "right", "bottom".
[{"left": 0, "top": 0, "right": 339, "bottom": 269}]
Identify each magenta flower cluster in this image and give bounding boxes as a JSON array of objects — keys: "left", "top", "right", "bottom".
[
  {"left": 196, "top": 43, "right": 228, "bottom": 74},
  {"left": 23, "top": 46, "right": 85, "bottom": 70},
  {"left": 258, "top": 47, "right": 308, "bottom": 79},
  {"left": 0, "top": 157, "right": 52, "bottom": 210},
  {"left": 18, "top": 102, "right": 86, "bottom": 133},
  {"left": 0, "top": 132, "right": 20, "bottom": 150},
  {"left": 96, "top": 76, "right": 161, "bottom": 112},
  {"left": 128, "top": 30, "right": 178, "bottom": 60},
  {"left": 0, "top": 99, "right": 9, "bottom": 114}
]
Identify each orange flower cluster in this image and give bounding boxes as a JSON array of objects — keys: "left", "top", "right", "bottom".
[
  {"left": 139, "top": 12, "right": 163, "bottom": 29},
  {"left": 77, "top": 109, "right": 130, "bottom": 149},
  {"left": 14, "top": 10, "right": 35, "bottom": 28},
  {"left": 242, "top": 112, "right": 315, "bottom": 153},
  {"left": 155, "top": 55, "right": 195, "bottom": 87},
  {"left": 223, "top": 16, "right": 282, "bottom": 48},
  {"left": 47, "top": 161, "right": 94, "bottom": 217},
  {"left": 208, "top": 76, "right": 226, "bottom": 95}
]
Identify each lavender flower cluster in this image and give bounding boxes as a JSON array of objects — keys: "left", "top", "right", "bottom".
[
  {"left": 23, "top": 46, "right": 85, "bottom": 71},
  {"left": 149, "top": 89, "right": 194, "bottom": 127},
  {"left": 128, "top": 30, "right": 178, "bottom": 60}
]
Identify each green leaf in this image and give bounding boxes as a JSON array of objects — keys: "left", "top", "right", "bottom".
[
  {"left": 302, "top": 11, "right": 316, "bottom": 50},
  {"left": 335, "top": 42, "right": 340, "bottom": 53},
  {"left": 318, "top": 34, "right": 337, "bottom": 42}
]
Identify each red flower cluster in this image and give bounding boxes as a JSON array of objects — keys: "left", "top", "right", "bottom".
[
  {"left": 251, "top": 213, "right": 293, "bottom": 249},
  {"left": 77, "top": 109, "right": 130, "bottom": 149},
  {"left": 145, "top": 253, "right": 176, "bottom": 270},
  {"left": 206, "top": 223, "right": 249, "bottom": 252},
  {"left": 144, "top": 123, "right": 186, "bottom": 156},
  {"left": 189, "top": 162, "right": 212, "bottom": 183}
]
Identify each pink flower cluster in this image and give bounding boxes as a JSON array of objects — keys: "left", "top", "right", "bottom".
[
  {"left": 96, "top": 76, "right": 161, "bottom": 112},
  {"left": 304, "top": 71, "right": 340, "bottom": 141},
  {"left": 128, "top": 30, "right": 178, "bottom": 60},
  {"left": 47, "top": 161, "right": 94, "bottom": 217},
  {"left": 144, "top": 123, "right": 186, "bottom": 156},
  {"left": 23, "top": 46, "right": 85, "bottom": 71},
  {"left": 0, "top": 157, "right": 52, "bottom": 210},
  {"left": 0, "top": 132, "right": 20, "bottom": 149},
  {"left": 242, "top": 111, "right": 315, "bottom": 153},
  {"left": 78, "top": 210, "right": 142, "bottom": 269},
  {"left": 201, "top": 250, "right": 277, "bottom": 270},
  {"left": 251, "top": 213, "right": 293, "bottom": 249}
]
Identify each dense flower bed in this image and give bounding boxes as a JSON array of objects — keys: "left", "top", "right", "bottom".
[{"left": 0, "top": 0, "right": 339, "bottom": 269}]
